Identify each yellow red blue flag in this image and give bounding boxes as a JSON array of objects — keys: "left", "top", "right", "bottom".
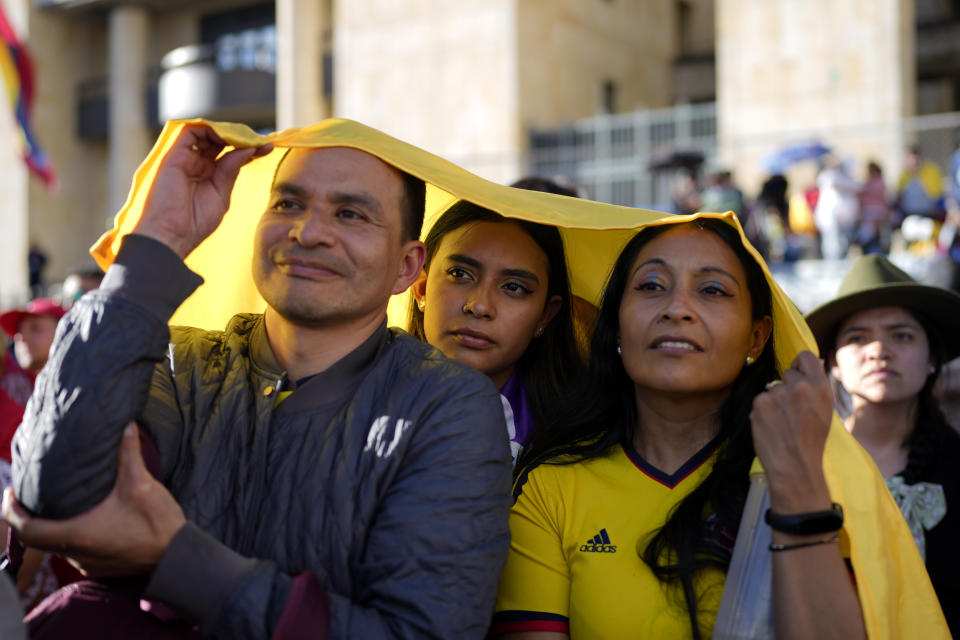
[{"left": 0, "top": 5, "right": 56, "bottom": 189}]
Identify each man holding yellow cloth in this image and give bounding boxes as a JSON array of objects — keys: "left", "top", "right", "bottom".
[{"left": 5, "top": 123, "right": 512, "bottom": 638}]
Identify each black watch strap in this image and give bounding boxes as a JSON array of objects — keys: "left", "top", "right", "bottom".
[{"left": 765, "top": 503, "right": 844, "bottom": 535}]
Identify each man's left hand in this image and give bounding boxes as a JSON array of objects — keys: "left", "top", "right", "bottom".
[{"left": 2, "top": 423, "right": 186, "bottom": 577}]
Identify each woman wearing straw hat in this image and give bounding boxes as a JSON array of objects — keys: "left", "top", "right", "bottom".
[{"left": 807, "top": 254, "right": 960, "bottom": 635}]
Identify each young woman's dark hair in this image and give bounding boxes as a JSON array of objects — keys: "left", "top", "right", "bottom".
[
  {"left": 408, "top": 200, "right": 585, "bottom": 430},
  {"left": 518, "top": 218, "right": 778, "bottom": 639}
]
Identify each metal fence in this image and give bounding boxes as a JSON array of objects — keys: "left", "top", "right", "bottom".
[
  {"left": 528, "top": 103, "right": 717, "bottom": 209},
  {"left": 528, "top": 104, "right": 960, "bottom": 211}
]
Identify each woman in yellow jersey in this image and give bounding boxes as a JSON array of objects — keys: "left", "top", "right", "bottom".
[{"left": 492, "top": 217, "right": 867, "bottom": 639}]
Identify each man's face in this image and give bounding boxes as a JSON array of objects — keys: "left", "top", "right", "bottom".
[
  {"left": 253, "top": 147, "right": 423, "bottom": 327},
  {"left": 14, "top": 314, "right": 58, "bottom": 372}
]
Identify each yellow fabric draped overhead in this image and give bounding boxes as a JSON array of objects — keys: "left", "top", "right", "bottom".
[
  {"left": 91, "top": 117, "right": 661, "bottom": 330},
  {"left": 91, "top": 118, "right": 949, "bottom": 638}
]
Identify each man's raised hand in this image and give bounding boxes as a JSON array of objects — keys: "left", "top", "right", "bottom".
[{"left": 133, "top": 124, "right": 273, "bottom": 259}]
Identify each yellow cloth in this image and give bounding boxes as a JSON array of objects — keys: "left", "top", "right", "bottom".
[
  {"left": 92, "top": 117, "right": 949, "bottom": 638},
  {"left": 493, "top": 441, "right": 726, "bottom": 638},
  {"left": 91, "top": 118, "right": 663, "bottom": 329}
]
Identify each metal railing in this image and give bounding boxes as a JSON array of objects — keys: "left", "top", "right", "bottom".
[
  {"left": 528, "top": 102, "right": 718, "bottom": 209},
  {"left": 527, "top": 104, "right": 960, "bottom": 210}
]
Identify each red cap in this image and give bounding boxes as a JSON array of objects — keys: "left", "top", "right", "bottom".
[{"left": 0, "top": 298, "right": 67, "bottom": 337}]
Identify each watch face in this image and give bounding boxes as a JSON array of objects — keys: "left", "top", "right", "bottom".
[
  {"left": 797, "top": 508, "right": 843, "bottom": 535},
  {"left": 766, "top": 504, "right": 844, "bottom": 535}
]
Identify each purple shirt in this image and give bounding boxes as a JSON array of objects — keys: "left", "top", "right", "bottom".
[{"left": 500, "top": 370, "right": 536, "bottom": 466}]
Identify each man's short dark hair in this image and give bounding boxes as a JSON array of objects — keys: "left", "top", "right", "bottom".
[
  {"left": 399, "top": 171, "right": 425, "bottom": 242},
  {"left": 272, "top": 148, "right": 424, "bottom": 242}
]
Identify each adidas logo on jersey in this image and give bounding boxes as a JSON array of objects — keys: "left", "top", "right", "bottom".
[{"left": 579, "top": 528, "right": 617, "bottom": 553}]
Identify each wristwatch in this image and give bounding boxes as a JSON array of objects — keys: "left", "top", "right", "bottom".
[{"left": 764, "top": 503, "right": 844, "bottom": 535}]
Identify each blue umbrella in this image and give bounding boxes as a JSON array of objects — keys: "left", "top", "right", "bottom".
[{"left": 761, "top": 142, "right": 831, "bottom": 173}]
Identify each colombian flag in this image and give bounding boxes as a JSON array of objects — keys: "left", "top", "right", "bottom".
[{"left": 0, "top": 5, "right": 56, "bottom": 189}]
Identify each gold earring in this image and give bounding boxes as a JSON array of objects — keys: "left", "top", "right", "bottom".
[
  {"left": 417, "top": 300, "right": 425, "bottom": 311},
  {"left": 745, "top": 355, "right": 755, "bottom": 366},
  {"left": 534, "top": 327, "right": 544, "bottom": 338}
]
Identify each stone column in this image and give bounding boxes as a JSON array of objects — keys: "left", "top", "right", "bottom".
[
  {"left": 0, "top": 106, "right": 29, "bottom": 307},
  {"left": 108, "top": 5, "right": 152, "bottom": 216},
  {"left": 716, "top": 0, "right": 915, "bottom": 193},
  {"left": 275, "top": 0, "right": 326, "bottom": 129},
  {"left": 0, "top": 0, "right": 30, "bottom": 306}
]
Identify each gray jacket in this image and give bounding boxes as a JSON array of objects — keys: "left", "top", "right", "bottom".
[{"left": 13, "top": 234, "right": 512, "bottom": 639}]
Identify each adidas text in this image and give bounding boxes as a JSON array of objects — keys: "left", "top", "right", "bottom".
[{"left": 579, "top": 543, "right": 617, "bottom": 553}]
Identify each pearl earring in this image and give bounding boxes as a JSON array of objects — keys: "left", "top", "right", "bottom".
[
  {"left": 745, "top": 355, "right": 755, "bottom": 366},
  {"left": 417, "top": 300, "right": 425, "bottom": 311},
  {"left": 617, "top": 344, "right": 622, "bottom": 355}
]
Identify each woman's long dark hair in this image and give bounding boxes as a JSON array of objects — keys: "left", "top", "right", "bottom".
[
  {"left": 408, "top": 200, "right": 585, "bottom": 430},
  {"left": 903, "top": 312, "right": 959, "bottom": 484},
  {"left": 518, "top": 218, "right": 778, "bottom": 639}
]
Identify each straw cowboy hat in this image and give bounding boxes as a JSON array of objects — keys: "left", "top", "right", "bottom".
[{"left": 806, "top": 254, "right": 960, "bottom": 359}]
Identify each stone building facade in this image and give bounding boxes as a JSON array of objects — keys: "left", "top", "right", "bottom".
[{"left": 1, "top": 0, "right": 955, "bottom": 302}]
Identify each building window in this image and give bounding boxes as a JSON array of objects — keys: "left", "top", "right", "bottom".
[{"left": 201, "top": 2, "right": 276, "bottom": 72}]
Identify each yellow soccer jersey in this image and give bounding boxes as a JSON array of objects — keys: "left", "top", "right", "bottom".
[{"left": 492, "top": 439, "right": 726, "bottom": 638}]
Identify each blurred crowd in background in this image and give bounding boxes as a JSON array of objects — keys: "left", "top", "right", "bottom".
[{"left": 670, "top": 133, "right": 960, "bottom": 289}]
